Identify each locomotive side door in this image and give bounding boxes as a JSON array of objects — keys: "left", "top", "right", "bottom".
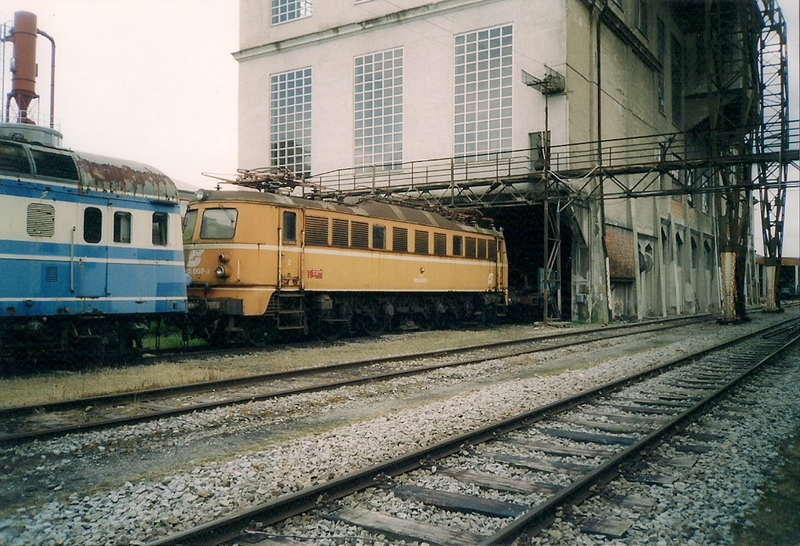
[
  {"left": 75, "top": 205, "right": 109, "bottom": 300},
  {"left": 278, "top": 209, "right": 302, "bottom": 289}
]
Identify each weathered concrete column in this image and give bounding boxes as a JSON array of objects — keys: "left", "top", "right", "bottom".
[
  {"left": 719, "top": 251, "right": 749, "bottom": 323},
  {"left": 590, "top": 199, "right": 610, "bottom": 324},
  {"left": 720, "top": 251, "right": 738, "bottom": 322},
  {"left": 762, "top": 259, "right": 782, "bottom": 313}
]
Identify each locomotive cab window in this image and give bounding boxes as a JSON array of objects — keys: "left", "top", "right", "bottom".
[
  {"left": 114, "top": 212, "right": 132, "bottom": 243},
  {"left": 83, "top": 207, "right": 102, "bottom": 243},
  {"left": 152, "top": 212, "right": 169, "bottom": 246},
  {"left": 200, "top": 208, "right": 238, "bottom": 239},
  {"left": 372, "top": 225, "right": 386, "bottom": 250},
  {"left": 282, "top": 211, "right": 297, "bottom": 244},
  {"left": 0, "top": 142, "right": 32, "bottom": 174},
  {"left": 183, "top": 209, "right": 198, "bottom": 243}
]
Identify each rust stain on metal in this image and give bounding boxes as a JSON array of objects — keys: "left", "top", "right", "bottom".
[
  {"left": 606, "top": 225, "right": 636, "bottom": 280},
  {"left": 76, "top": 156, "right": 178, "bottom": 201}
]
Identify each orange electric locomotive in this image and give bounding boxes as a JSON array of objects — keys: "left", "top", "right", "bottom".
[{"left": 182, "top": 171, "right": 508, "bottom": 345}]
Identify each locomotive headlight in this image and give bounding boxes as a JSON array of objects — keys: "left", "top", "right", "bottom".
[
  {"left": 215, "top": 264, "right": 232, "bottom": 279},
  {"left": 195, "top": 189, "right": 208, "bottom": 201},
  {"left": 218, "top": 252, "right": 231, "bottom": 263}
]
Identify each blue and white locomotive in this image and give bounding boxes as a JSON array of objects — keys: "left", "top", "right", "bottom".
[{"left": 0, "top": 125, "right": 187, "bottom": 367}]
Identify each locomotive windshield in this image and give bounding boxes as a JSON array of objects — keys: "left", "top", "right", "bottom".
[
  {"left": 183, "top": 210, "right": 198, "bottom": 243},
  {"left": 0, "top": 141, "right": 32, "bottom": 175},
  {"left": 200, "top": 208, "right": 238, "bottom": 239}
]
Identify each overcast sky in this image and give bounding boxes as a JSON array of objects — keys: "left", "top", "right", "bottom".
[
  {"left": 1, "top": 0, "right": 239, "bottom": 190},
  {"left": 1, "top": 1, "right": 798, "bottom": 253}
]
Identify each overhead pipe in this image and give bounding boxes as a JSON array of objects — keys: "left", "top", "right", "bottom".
[{"left": 37, "top": 28, "right": 55, "bottom": 129}]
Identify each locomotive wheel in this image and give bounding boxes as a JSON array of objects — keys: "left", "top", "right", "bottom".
[
  {"left": 204, "top": 320, "right": 230, "bottom": 348},
  {"left": 356, "top": 303, "right": 389, "bottom": 337},
  {"left": 357, "top": 315, "right": 387, "bottom": 337},
  {"left": 246, "top": 319, "right": 276, "bottom": 347}
]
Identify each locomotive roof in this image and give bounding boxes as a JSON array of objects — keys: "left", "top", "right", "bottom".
[
  {"left": 0, "top": 135, "right": 179, "bottom": 202},
  {"left": 193, "top": 189, "right": 502, "bottom": 237}
]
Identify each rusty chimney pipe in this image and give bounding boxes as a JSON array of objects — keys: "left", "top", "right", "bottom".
[{"left": 8, "top": 11, "right": 39, "bottom": 124}]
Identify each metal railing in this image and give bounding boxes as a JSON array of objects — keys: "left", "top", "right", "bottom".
[{"left": 302, "top": 120, "right": 799, "bottom": 198}]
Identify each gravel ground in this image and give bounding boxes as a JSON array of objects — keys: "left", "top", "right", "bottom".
[{"left": 0, "top": 311, "right": 798, "bottom": 545}]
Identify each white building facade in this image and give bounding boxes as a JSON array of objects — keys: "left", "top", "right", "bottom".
[{"left": 235, "top": 0, "right": 766, "bottom": 322}]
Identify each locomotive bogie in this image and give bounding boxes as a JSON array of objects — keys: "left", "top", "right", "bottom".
[{"left": 184, "top": 190, "right": 508, "bottom": 342}]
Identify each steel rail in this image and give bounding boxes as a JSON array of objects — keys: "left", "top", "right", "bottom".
[
  {"left": 483, "top": 328, "right": 800, "bottom": 543},
  {"left": 3, "top": 314, "right": 708, "bottom": 418},
  {"left": 0, "top": 315, "right": 710, "bottom": 446},
  {"left": 143, "top": 315, "right": 798, "bottom": 546}
]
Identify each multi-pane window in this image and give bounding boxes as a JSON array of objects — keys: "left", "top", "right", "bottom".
[
  {"left": 271, "top": 68, "right": 312, "bottom": 177},
  {"left": 354, "top": 48, "right": 403, "bottom": 171},
  {"left": 454, "top": 24, "right": 513, "bottom": 160},
  {"left": 271, "top": 0, "right": 312, "bottom": 25},
  {"left": 671, "top": 36, "right": 683, "bottom": 127}
]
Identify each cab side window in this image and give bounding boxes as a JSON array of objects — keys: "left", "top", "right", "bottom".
[
  {"left": 152, "top": 212, "right": 169, "bottom": 246},
  {"left": 283, "top": 211, "right": 297, "bottom": 244},
  {"left": 183, "top": 210, "right": 198, "bottom": 243},
  {"left": 114, "top": 212, "right": 132, "bottom": 243},
  {"left": 84, "top": 207, "right": 102, "bottom": 243},
  {"left": 372, "top": 225, "right": 386, "bottom": 250},
  {"left": 452, "top": 235, "right": 463, "bottom": 256}
]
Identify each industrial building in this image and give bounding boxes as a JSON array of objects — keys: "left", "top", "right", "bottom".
[{"left": 234, "top": 0, "right": 797, "bottom": 324}]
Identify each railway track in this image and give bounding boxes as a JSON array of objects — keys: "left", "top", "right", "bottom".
[
  {"left": 0, "top": 315, "right": 709, "bottom": 446},
  {"left": 144, "top": 316, "right": 800, "bottom": 546}
]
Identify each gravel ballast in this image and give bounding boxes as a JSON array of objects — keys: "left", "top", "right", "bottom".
[{"left": 0, "top": 311, "right": 798, "bottom": 545}]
